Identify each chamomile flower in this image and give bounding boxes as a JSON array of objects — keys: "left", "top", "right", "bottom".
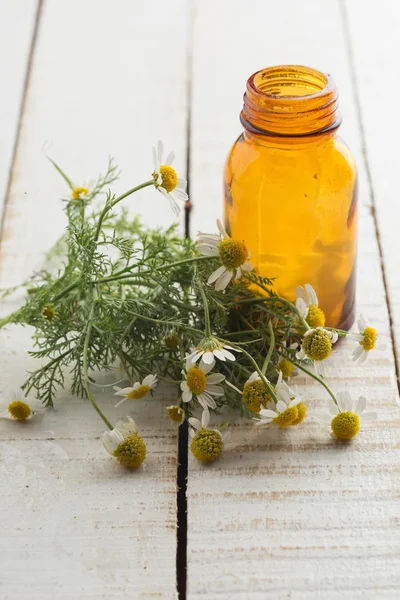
[
  {"left": 166, "top": 404, "right": 185, "bottom": 424},
  {"left": 189, "top": 410, "right": 233, "bottom": 462},
  {"left": 180, "top": 357, "right": 225, "bottom": 412},
  {"left": 186, "top": 337, "right": 241, "bottom": 365},
  {"left": 296, "top": 327, "right": 338, "bottom": 376},
  {"left": 196, "top": 219, "right": 253, "bottom": 291},
  {"left": 1, "top": 390, "right": 45, "bottom": 421},
  {"left": 226, "top": 371, "right": 271, "bottom": 413},
  {"left": 313, "top": 392, "right": 377, "bottom": 440},
  {"left": 71, "top": 186, "right": 89, "bottom": 200},
  {"left": 152, "top": 140, "right": 188, "bottom": 216},
  {"left": 296, "top": 283, "right": 325, "bottom": 327},
  {"left": 113, "top": 374, "right": 158, "bottom": 407},
  {"left": 254, "top": 373, "right": 303, "bottom": 428},
  {"left": 348, "top": 315, "right": 378, "bottom": 363},
  {"left": 101, "top": 416, "right": 146, "bottom": 467}
]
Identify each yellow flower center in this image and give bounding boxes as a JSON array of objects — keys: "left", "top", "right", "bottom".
[
  {"left": 8, "top": 400, "right": 32, "bottom": 421},
  {"left": 218, "top": 238, "right": 248, "bottom": 270},
  {"left": 190, "top": 429, "right": 223, "bottom": 462},
  {"left": 361, "top": 326, "right": 378, "bottom": 351},
  {"left": 113, "top": 433, "right": 146, "bottom": 467},
  {"left": 291, "top": 402, "right": 307, "bottom": 426},
  {"left": 127, "top": 384, "right": 150, "bottom": 400},
  {"left": 302, "top": 329, "right": 332, "bottom": 361},
  {"left": 242, "top": 380, "right": 270, "bottom": 413},
  {"left": 273, "top": 405, "right": 299, "bottom": 428},
  {"left": 166, "top": 405, "right": 184, "bottom": 423},
  {"left": 159, "top": 165, "right": 178, "bottom": 192},
  {"left": 71, "top": 187, "right": 89, "bottom": 199},
  {"left": 306, "top": 305, "right": 326, "bottom": 328},
  {"left": 43, "top": 304, "right": 56, "bottom": 321},
  {"left": 331, "top": 411, "right": 360, "bottom": 440},
  {"left": 186, "top": 367, "right": 207, "bottom": 395},
  {"left": 277, "top": 359, "right": 294, "bottom": 380}
]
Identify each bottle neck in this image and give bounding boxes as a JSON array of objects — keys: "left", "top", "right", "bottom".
[{"left": 240, "top": 65, "right": 341, "bottom": 138}]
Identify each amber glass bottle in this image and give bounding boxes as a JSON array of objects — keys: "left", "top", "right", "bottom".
[{"left": 224, "top": 65, "right": 357, "bottom": 329}]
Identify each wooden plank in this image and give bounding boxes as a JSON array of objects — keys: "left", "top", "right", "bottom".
[
  {"left": 187, "top": 0, "right": 400, "bottom": 597},
  {"left": 0, "top": 0, "right": 190, "bottom": 597},
  {"left": 343, "top": 0, "right": 400, "bottom": 376},
  {"left": 0, "top": 0, "right": 38, "bottom": 214}
]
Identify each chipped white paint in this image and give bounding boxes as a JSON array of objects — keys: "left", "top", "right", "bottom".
[
  {"left": 0, "top": 0, "right": 38, "bottom": 213},
  {"left": 188, "top": 0, "right": 400, "bottom": 597},
  {"left": 0, "top": 0, "right": 189, "bottom": 597}
]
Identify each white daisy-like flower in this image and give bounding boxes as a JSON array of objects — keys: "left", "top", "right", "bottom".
[
  {"left": 295, "top": 283, "right": 326, "bottom": 327},
  {"left": 296, "top": 327, "right": 338, "bottom": 377},
  {"left": 347, "top": 315, "right": 378, "bottom": 363},
  {"left": 101, "top": 416, "right": 139, "bottom": 455},
  {"left": 313, "top": 392, "right": 377, "bottom": 440},
  {"left": 152, "top": 140, "right": 188, "bottom": 216},
  {"left": 255, "top": 372, "right": 302, "bottom": 428},
  {"left": 0, "top": 390, "right": 45, "bottom": 421},
  {"left": 186, "top": 337, "right": 241, "bottom": 365},
  {"left": 188, "top": 409, "right": 235, "bottom": 458},
  {"left": 196, "top": 219, "right": 253, "bottom": 291},
  {"left": 180, "top": 357, "right": 225, "bottom": 412},
  {"left": 113, "top": 374, "right": 158, "bottom": 407}
]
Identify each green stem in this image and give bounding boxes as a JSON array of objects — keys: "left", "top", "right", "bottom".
[
  {"left": 278, "top": 350, "right": 338, "bottom": 407},
  {"left": 94, "top": 180, "right": 154, "bottom": 242},
  {"left": 82, "top": 299, "right": 113, "bottom": 430},
  {"left": 127, "top": 310, "right": 204, "bottom": 337},
  {"left": 158, "top": 255, "right": 211, "bottom": 271},
  {"left": 262, "top": 320, "right": 275, "bottom": 375},
  {"left": 195, "top": 272, "right": 212, "bottom": 337}
]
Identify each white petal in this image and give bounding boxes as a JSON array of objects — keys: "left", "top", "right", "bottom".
[
  {"left": 358, "top": 314, "right": 368, "bottom": 332},
  {"left": 208, "top": 265, "right": 226, "bottom": 284},
  {"left": 188, "top": 428, "right": 195, "bottom": 439},
  {"left": 296, "top": 285, "right": 308, "bottom": 303},
  {"left": 347, "top": 333, "right": 363, "bottom": 342},
  {"left": 213, "top": 349, "right": 226, "bottom": 361},
  {"left": 352, "top": 345, "right": 365, "bottom": 361},
  {"left": 328, "top": 399, "right": 339, "bottom": 415},
  {"left": 220, "top": 349, "right": 236, "bottom": 361},
  {"left": 207, "top": 373, "right": 225, "bottom": 384},
  {"left": 190, "top": 351, "right": 204, "bottom": 364},
  {"left": 360, "top": 411, "right": 377, "bottom": 422},
  {"left": 157, "top": 139, "right": 164, "bottom": 163},
  {"left": 225, "top": 380, "right": 243, "bottom": 395},
  {"left": 216, "top": 218, "right": 229, "bottom": 239},
  {"left": 246, "top": 371, "right": 260, "bottom": 385},
  {"left": 176, "top": 178, "right": 187, "bottom": 189},
  {"left": 205, "top": 385, "right": 224, "bottom": 396},
  {"left": 241, "top": 261, "right": 253, "bottom": 272},
  {"left": 215, "top": 269, "right": 233, "bottom": 291},
  {"left": 114, "top": 387, "right": 134, "bottom": 397},
  {"left": 168, "top": 196, "right": 181, "bottom": 216},
  {"left": 336, "top": 391, "right": 351, "bottom": 412},
  {"left": 165, "top": 151, "right": 175, "bottom": 166},
  {"left": 200, "top": 359, "right": 215, "bottom": 374},
  {"left": 356, "top": 395, "right": 367, "bottom": 414},
  {"left": 201, "top": 409, "right": 210, "bottom": 429},
  {"left": 236, "top": 267, "right": 242, "bottom": 279},
  {"left": 171, "top": 188, "right": 188, "bottom": 202},
  {"left": 289, "top": 397, "right": 302, "bottom": 408},
  {"left": 143, "top": 374, "right": 157, "bottom": 387},
  {"left": 198, "top": 244, "right": 220, "bottom": 257},
  {"left": 305, "top": 283, "right": 318, "bottom": 306},
  {"left": 359, "top": 351, "right": 369, "bottom": 364},
  {"left": 276, "top": 400, "right": 287, "bottom": 413},
  {"left": 312, "top": 410, "right": 332, "bottom": 424},
  {"left": 330, "top": 331, "right": 339, "bottom": 344},
  {"left": 259, "top": 409, "right": 278, "bottom": 419},
  {"left": 182, "top": 391, "right": 192, "bottom": 403},
  {"left": 152, "top": 146, "right": 158, "bottom": 170},
  {"left": 296, "top": 297, "right": 309, "bottom": 318},
  {"left": 114, "top": 397, "right": 128, "bottom": 408},
  {"left": 197, "top": 393, "right": 216, "bottom": 409},
  {"left": 188, "top": 417, "right": 202, "bottom": 431},
  {"left": 181, "top": 381, "right": 190, "bottom": 392},
  {"left": 202, "top": 351, "right": 215, "bottom": 364}
]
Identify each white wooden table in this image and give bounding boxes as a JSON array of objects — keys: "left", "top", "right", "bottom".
[{"left": 1, "top": 1, "right": 399, "bottom": 598}]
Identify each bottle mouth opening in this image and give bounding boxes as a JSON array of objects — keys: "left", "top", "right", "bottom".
[
  {"left": 251, "top": 66, "right": 332, "bottom": 101},
  {"left": 242, "top": 65, "right": 340, "bottom": 137}
]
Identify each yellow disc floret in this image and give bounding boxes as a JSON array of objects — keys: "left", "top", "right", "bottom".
[
  {"left": 165, "top": 334, "right": 180, "bottom": 349},
  {"left": 277, "top": 359, "right": 294, "bottom": 380},
  {"left": 242, "top": 380, "right": 271, "bottom": 413},
  {"left": 190, "top": 429, "right": 223, "bottom": 462},
  {"left": 127, "top": 385, "right": 150, "bottom": 400},
  {"left": 8, "top": 400, "right": 32, "bottom": 421},
  {"left": 186, "top": 367, "right": 207, "bottom": 395},
  {"left": 331, "top": 411, "right": 360, "bottom": 440},
  {"left": 306, "top": 305, "right": 326, "bottom": 328},
  {"left": 113, "top": 433, "right": 146, "bottom": 467},
  {"left": 273, "top": 406, "right": 299, "bottom": 428},
  {"left": 291, "top": 402, "right": 307, "bottom": 426},
  {"left": 302, "top": 328, "right": 332, "bottom": 361},
  {"left": 361, "top": 327, "right": 378, "bottom": 351},
  {"left": 43, "top": 304, "right": 56, "bottom": 321},
  {"left": 166, "top": 405, "right": 185, "bottom": 423},
  {"left": 71, "top": 187, "right": 89, "bottom": 199},
  {"left": 159, "top": 165, "right": 178, "bottom": 192},
  {"left": 218, "top": 238, "right": 248, "bottom": 270}
]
